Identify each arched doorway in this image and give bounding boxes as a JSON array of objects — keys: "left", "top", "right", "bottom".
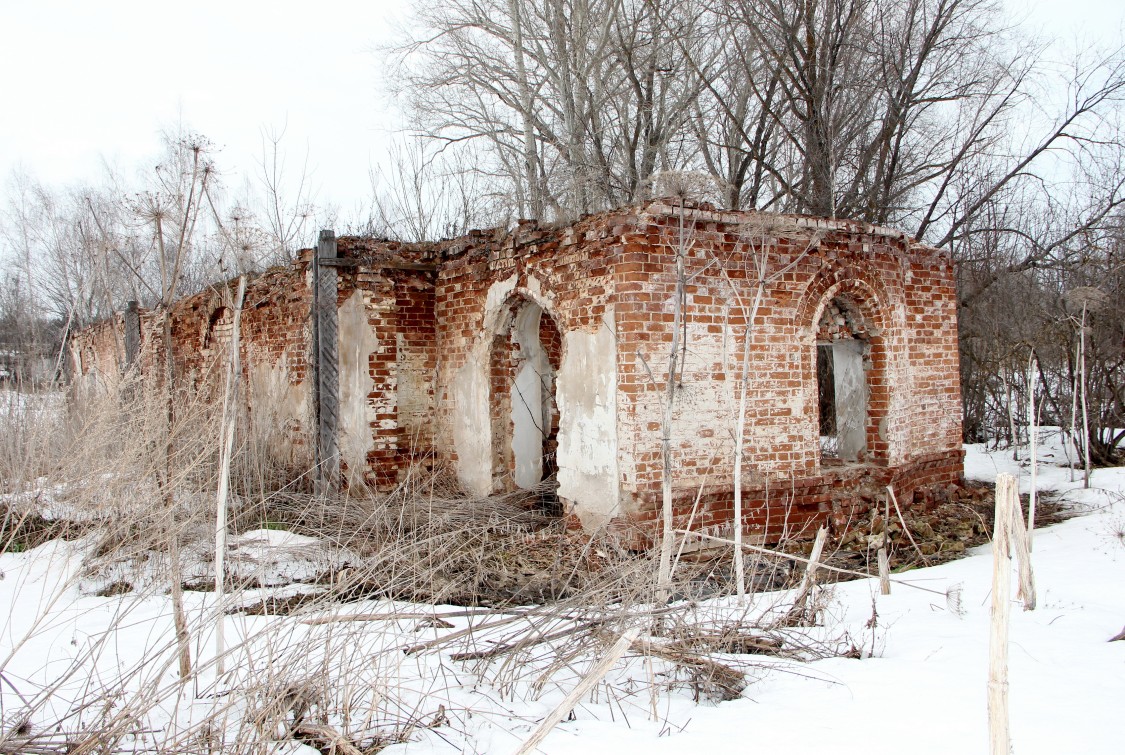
[
  {"left": 816, "top": 295, "right": 872, "bottom": 463},
  {"left": 488, "top": 297, "right": 563, "bottom": 494}
]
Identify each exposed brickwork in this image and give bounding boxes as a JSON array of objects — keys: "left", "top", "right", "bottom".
[{"left": 69, "top": 199, "right": 963, "bottom": 543}]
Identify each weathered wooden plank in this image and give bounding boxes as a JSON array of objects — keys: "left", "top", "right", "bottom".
[
  {"left": 989, "top": 473, "right": 1015, "bottom": 755},
  {"left": 123, "top": 300, "right": 140, "bottom": 369},
  {"left": 314, "top": 230, "right": 340, "bottom": 496}
]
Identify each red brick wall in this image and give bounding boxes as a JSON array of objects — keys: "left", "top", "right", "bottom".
[
  {"left": 325, "top": 238, "right": 438, "bottom": 488},
  {"left": 419, "top": 200, "right": 961, "bottom": 539},
  {"left": 431, "top": 218, "right": 623, "bottom": 495},
  {"left": 70, "top": 199, "right": 963, "bottom": 542},
  {"left": 605, "top": 204, "right": 962, "bottom": 535}
]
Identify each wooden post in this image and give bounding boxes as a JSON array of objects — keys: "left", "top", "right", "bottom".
[
  {"left": 877, "top": 548, "right": 891, "bottom": 595},
  {"left": 1008, "top": 492, "right": 1037, "bottom": 611},
  {"left": 123, "top": 300, "right": 140, "bottom": 370},
  {"left": 314, "top": 230, "right": 339, "bottom": 497},
  {"left": 1027, "top": 352, "right": 1038, "bottom": 550},
  {"left": 989, "top": 473, "right": 1015, "bottom": 755}
]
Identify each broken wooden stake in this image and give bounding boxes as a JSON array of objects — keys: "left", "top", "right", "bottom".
[
  {"left": 514, "top": 628, "right": 639, "bottom": 755},
  {"left": 791, "top": 526, "right": 828, "bottom": 619},
  {"left": 1007, "top": 492, "right": 1037, "bottom": 611},
  {"left": 877, "top": 548, "right": 891, "bottom": 596},
  {"left": 798, "top": 527, "right": 828, "bottom": 597}
]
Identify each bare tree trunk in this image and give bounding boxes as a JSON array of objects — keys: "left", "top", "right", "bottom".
[
  {"left": 1005, "top": 373, "right": 1020, "bottom": 460},
  {"left": 506, "top": 0, "right": 544, "bottom": 218},
  {"left": 732, "top": 279, "right": 765, "bottom": 601},
  {"left": 161, "top": 309, "right": 191, "bottom": 680},
  {"left": 1069, "top": 341, "right": 1080, "bottom": 484}
]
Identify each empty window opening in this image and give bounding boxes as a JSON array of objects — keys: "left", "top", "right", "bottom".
[
  {"left": 817, "top": 344, "right": 838, "bottom": 457},
  {"left": 816, "top": 297, "right": 870, "bottom": 463}
]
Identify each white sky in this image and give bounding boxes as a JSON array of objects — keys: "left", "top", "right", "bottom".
[
  {"left": 0, "top": 0, "right": 1122, "bottom": 223},
  {"left": 0, "top": 0, "right": 410, "bottom": 214}
]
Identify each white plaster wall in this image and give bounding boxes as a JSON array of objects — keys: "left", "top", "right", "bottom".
[
  {"left": 510, "top": 303, "right": 555, "bottom": 489},
  {"left": 452, "top": 357, "right": 492, "bottom": 495},
  {"left": 511, "top": 357, "right": 545, "bottom": 488},
  {"left": 396, "top": 333, "right": 433, "bottom": 448},
  {"left": 452, "top": 274, "right": 518, "bottom": 495},
  {"left": 832, "top": 338, "right": 868, "bottom": 461},
  {"left": 556, "top": 309, "right": 620, "bottom": 529},
  {"left": 337, "top": 290, "right": 380, "bottom": 489},
  {"left": 247, "top": 353, "right": 308, "bottom": 468}
]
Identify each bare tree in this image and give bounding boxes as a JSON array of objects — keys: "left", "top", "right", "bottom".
[
  {"left": 255, "top": 124, "right": 318, "bottom": 265},
  {"left": 131, "top": 132, "right": 216, "bottom": 679},
  {"left": 392, "top": 0, "right": 709, "bottom": 221},
  {"left": 363, "top": 135, "right": 496, "bottom": 241}
]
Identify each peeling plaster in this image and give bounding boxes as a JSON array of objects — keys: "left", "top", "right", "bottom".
[
  {"left": 453, "top": 275, "right": 519, "bottom": 495},
  {"left": 396, "top": 333, "right": 433, "bottom": 448},
  {"left": 453, "top": 356, "right": 492, "bottom": 495},
  {"left": 556, "top": 309, "right": 620, "bottom": 529},
  {"left": 337, "top": 290, "right": 380, "bottom": 489},
  {"left": 482, "top": 273, "right": 519, "bottom": 333},
  {"left": 247, "top": 354, "right": 308, "bottom": 468}
]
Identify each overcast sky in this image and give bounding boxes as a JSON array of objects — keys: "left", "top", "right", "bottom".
[
  {"left": 0, "top": 0, "right": 410, "bottom": 214},
  {"left": 1, "top": 0, "right": 1122, "bottom": 221}
]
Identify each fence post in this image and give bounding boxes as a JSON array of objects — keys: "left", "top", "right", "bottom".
[
  {"left": 124, "top": 300, "right": 140, "bottom": 370},
  {"left": 989, "top": 473, "right": 1016, "bottom": 754},
  {"left": 314, "top": 230, "right": 339, "bottom": 496}
]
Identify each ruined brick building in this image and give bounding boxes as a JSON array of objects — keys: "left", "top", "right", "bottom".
[{"left": 71, "top": 198, "right": 963, "bottom": 542}]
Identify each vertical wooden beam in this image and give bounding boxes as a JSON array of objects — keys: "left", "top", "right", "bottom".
[
  {"left": 315, "top": 230, "right": 340, "bottom": 496},
  {"left": 989, "top": 473, "right": 1015, "bottom": 755},
  {"left": 1008, "top": 491, "right": 1037, "bottom": 611},
  {"left": 123, "top": 300, "right": 140, "bottom": 369},
  {"left": 877, "top": 548, "right": 891, "bottom": 595}
]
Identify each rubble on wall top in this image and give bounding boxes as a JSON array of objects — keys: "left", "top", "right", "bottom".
[
  {"left": 638, "top": 197, "right": 927, "bottom": 248},
  {"left": 306, "top": 196, "right": 943, "bottom": 268}
]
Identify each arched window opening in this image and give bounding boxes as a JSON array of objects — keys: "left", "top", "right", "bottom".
[
  {"left": 202, "top": 307, "right": 233, "bottom": 355},
  {"left": 816, "top": 296, "right": 870, "bottom": 463}
]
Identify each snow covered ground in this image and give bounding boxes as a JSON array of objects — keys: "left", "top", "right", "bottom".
[{"left": 1, "top": 431, "right": 1122, "bottom": 753}]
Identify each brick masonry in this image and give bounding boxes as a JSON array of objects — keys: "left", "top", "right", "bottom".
[{"left": 69, "top": 198, "right": 963, "bottom": 543}]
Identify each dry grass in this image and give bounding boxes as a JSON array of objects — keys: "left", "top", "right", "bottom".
[{"left": 0, "top": 381, "right": 860, "bottom": 753}]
